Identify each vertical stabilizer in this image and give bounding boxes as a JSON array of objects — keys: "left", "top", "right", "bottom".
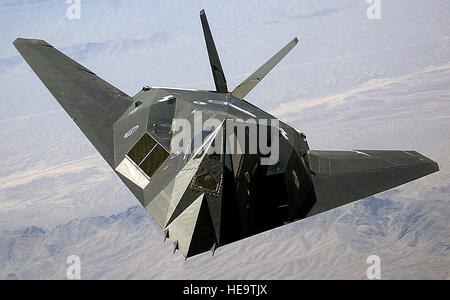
[
  {"left": 200, "top": 9, "right": 228, "bottom": 93},
  {"left": 232, "top": 38, "right": 298, "bottom": 99}
]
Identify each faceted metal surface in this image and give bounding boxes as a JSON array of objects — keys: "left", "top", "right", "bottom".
[{"left": 14, "top": 10, "right": 439, "bottom": 259}]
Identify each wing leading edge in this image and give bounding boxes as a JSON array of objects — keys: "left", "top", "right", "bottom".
[
  {"left": 14, "top": 38, "right": 133, "bottom": 167},
  {"left": 305, "top": 150, "right": 439, "bottom": 217}
]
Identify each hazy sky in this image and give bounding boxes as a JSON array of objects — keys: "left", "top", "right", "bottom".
[{"left": 0, "top": 0, "right": 448, "bottom": 279}]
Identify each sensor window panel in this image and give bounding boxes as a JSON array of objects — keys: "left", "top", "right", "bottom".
[
  {"left": 128, "top": 133, "right": 157, "bottom": 165},
  {"left": 139, "top": 144, "right": 170, "bottom": 178}
]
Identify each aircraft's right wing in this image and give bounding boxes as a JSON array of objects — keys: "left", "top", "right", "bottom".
[
  {"left": 14, "top": 38, "right": 133, "bottom": 167},
  {"left": 305, "top": 150, "right": 439, "bottom": 217}
]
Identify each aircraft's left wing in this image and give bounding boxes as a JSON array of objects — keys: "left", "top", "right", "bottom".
[
  {"left": 306, "top": 150, "right": 439, "bottom": 217},
  {"left": 14, "top": 38, "right": 133, "bottom": 167}
]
